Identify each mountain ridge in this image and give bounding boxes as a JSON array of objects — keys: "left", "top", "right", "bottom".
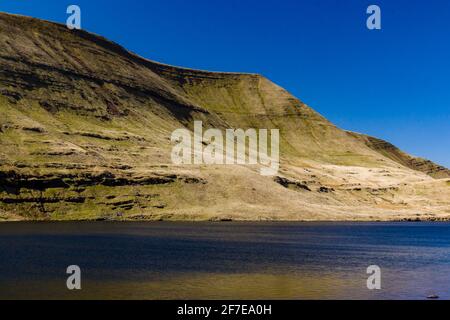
[{"left": 0, "top": 12, "right": 449, "bottom": 221}]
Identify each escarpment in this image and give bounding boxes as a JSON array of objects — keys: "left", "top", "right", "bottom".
[{"left": 0, "top": 12, "right": 449, "bottom": 221}]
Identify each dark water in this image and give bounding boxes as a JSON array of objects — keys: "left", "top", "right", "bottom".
[{"left": 0, "top": 222, "right": 449, "bottom": 300}]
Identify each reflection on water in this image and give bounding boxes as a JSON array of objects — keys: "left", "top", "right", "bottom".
[{"left": 0, "top": 222, "right": 449, "bottom": 300}]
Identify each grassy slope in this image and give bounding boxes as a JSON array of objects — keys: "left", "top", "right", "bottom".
[{"left": 0, "top": 12, "right": 449, "bottom": 221}]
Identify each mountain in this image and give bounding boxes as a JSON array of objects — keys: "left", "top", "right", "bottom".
[{"left": 0, "top": 12, "right": 449, "bottom": 221}]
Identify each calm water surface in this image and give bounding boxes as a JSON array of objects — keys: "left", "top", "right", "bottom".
[{"left": 0, "top": 222, "right": 449, "bottom": 300}]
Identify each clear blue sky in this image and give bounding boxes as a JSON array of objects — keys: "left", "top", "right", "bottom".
[{"left": 2, "top": 0, "right": 449, "bottom": 167}]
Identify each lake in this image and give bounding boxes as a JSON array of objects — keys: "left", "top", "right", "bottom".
[{"left": 0, "top": 222, "right": 449, "bottom": 300}]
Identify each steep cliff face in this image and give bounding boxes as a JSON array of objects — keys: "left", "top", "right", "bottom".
[
  {"left": 347, "top": 132, "right": 450, "bottom": 179},
  {"left": 0, "top": 12, "right": 449, "bottom": 221}
]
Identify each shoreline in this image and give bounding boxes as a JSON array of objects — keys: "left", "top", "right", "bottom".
[{"left": 1, "top": 217, "right": 450, "bottom": 223}]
